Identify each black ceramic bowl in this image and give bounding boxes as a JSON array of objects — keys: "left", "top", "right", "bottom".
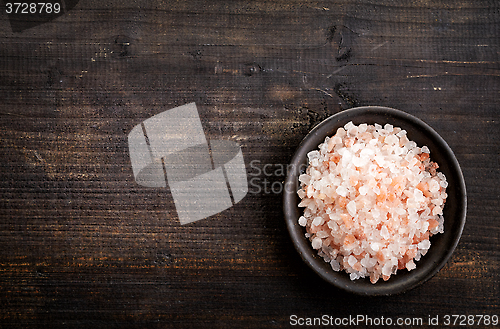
[{"left": 283, "top": 106, "right": 467, "bottom": 296}]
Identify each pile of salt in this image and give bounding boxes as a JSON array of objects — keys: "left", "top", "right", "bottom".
[{"left": 298, "top": 122, "right": 447, "bottom": 283}]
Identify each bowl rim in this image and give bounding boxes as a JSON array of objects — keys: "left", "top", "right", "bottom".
[{"left": 283, "top": 106, "right": 467, "bottom": 296}]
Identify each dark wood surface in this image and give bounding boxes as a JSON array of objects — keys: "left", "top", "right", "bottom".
[{"left": 1, "top": 1, "right": 499, "bottom": 328}]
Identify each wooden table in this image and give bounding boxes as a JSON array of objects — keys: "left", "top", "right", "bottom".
[{"left": 1, "top": 1, "right": 498, "bottom": 327}]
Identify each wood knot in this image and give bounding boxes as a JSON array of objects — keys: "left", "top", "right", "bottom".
[{"left": 243, "top": 63, "right": 262, "bottom": 76}]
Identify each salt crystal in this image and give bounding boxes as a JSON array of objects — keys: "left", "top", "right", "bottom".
[
  {"left": 418, "top": 239, "right": 431, "bottom": 250},
  {"left": 406, "top": 260, "right": 416, "bottom": 271},
  {"left": 385, "top": 134, "right": 398, "bottom": 145},
  {"left": 360, "top": 148, "right": 375, "bottom": 158},
  {"left": 310, "top": 168, "right": 321, "bottom": 180},
  {"left": 346, "top": 201, "right": 357, "bottom": 217},
  {"left": 329, "top": 213, "right": 340, "bottom": 221},
  {"left": 380, "top": 225, "right": 390, "bottom": 239},
  {"left": 351, "top": 142, "right": 363, "bottom": 154},
  {"left": 311, "top": 237, "right": 322, "bottom": 249},
  {"left": 298, "top": 216, "right": 307, "bottom": 226},
  {"left": 374, "top": 155, "right": 386, "bottom": 167},
  {"left": 328, "top": 136, "right": 342, "bottom": 151},
  {"left": 320, "top": 252, "right": 331, "bottom": 263},
  {"left": 327, "top": 219, "right": 338, "bottom": 230},
  {"left": 414, "top": 188, "right": 425, "bottom": 202},
  {"left": 330, "top": 259, "right": 341, "bottom": 271},
  {"left": 371, "top": 208, "right": 380, "bottom": 220},
  {"left": 341, "top": 150, "right": 352, "bottom": 166},
  {"left": 336, "top": 185, "right": 348, "bottom": 197},
  {"left": 389, "top": 163, "right": 400, "bottom": 174},
  {"left": 336, "top": 127, "right": 347, "bottom": 138},
  {"left": 362, "top": 255, "right": 377, "bottom": 268},
  {"left": 312, "top": 216, "right": 324, "bottom": 227},
  {"left": 352, "top": 155, "right": 369, "bottom": 167},
  {"left": 307, "top": 150, "right": 320, "bottom": 161},
  {"left": 368, "top": 164, "right": 377, "bottom": 176},
  {"left": 319, "top": 142, "right": 329, "bottom": 154},
  {"left": 431, "top": 198, "right": 443, "bottom": 206},
  {"left": 382, "top": 263, "right": 392, "bottom": 276},
  {"left": 414, "top": 252, "right": 422, "bottom": 262},
  {"left": 332, "top": 136, "right": 343, "bottom": 144},
  {"left": 348, "top": 126, "right": 358, "bottom": 136},
  {"left": 428, "top": 179, "right": 440, "bottom": 192},
  {"left": 298, "top": 199, "right": 311, "bottom": 208},
  {"left": 306, "top": 185, "right": 315, "bottom": 198},
  {"left": 432, "top": 206, "right": 442, "bottom": 216},
  {"left": 390, "top": 256, "right": 398, "bottom": 268},
  {"left": 344, "top": 121, "right": 355, "bottom": 131},
  {"left": 359, "top": 185, "right": 369, "bottom": 196},
  {"left": 316, "top": 231, "right": 329, "bottom": 238},
  {"left": 395, "top": 207, "right": 406, "bottom": 215},
  {"left": 360, "top": 255, "right": 370, "bottom": 267},
  {"left": 348, "top": 255, "right": 357, "bottom": 267},
  {"left": 378, "top": 129, "right": 389, "bottom": 136},
  {"left": 307, "top": 201, "right": 317, "bottom": 212},
  {"left": 299, "top": 174, "right": 311, "bottom": 184},
  {"left": 393, "top": 146, "right": 404, "bottom": 156}
]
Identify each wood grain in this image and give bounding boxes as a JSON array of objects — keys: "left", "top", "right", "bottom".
[{"left": 1, "top": 1, "right": 499, "bottom": 328}]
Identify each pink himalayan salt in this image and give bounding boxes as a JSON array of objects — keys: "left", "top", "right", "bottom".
[{"left": 298, "top": 121, "right": 447, "bottom": 284}]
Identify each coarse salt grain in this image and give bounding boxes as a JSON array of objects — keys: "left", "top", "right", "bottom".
[
  {"left": 297, "top": 122, "right": 447, "bottom": 284},
  {"left": 298, "top": 216, "right": 307, "bottom": 227},
  {"left": 311, "top": 237, "right": 322, "bottom": 249}
]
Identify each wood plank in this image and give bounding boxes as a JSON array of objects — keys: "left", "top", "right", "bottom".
[{"left": 1, "top": 1, "right": 499, "bottom": 327}]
